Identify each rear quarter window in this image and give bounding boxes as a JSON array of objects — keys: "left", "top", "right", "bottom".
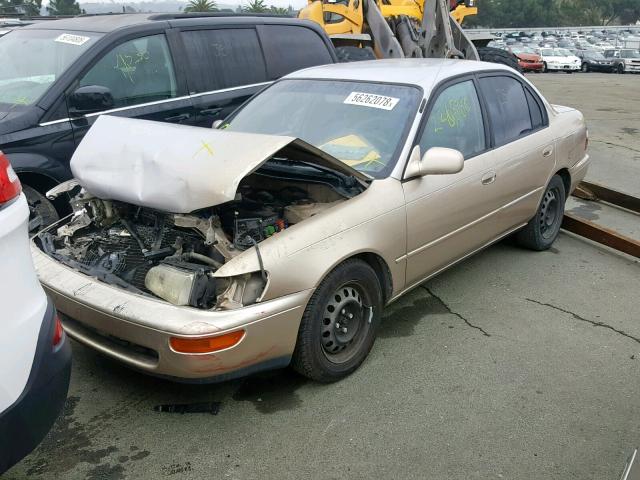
[{"left": 258, "top": 25, "right": 333, "bottom": 79}]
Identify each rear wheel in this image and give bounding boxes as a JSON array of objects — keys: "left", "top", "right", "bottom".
[
  {"left": 477, "top": 47, "right": 521, "bottom": 72},
  {"left": 291, "top": 259, "right": 382, "bottom": 382},
  {"left": 515, "top": 175, "right": 566, "bottom": 251},
  {"left": 23, "top": 184, "right": 59, "bottom": 234}
]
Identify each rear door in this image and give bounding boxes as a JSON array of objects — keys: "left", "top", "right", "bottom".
[
  {"left": 476, "top": 73, "right": 556, "bottom": 232},
  {"left": 70, "top": 31, "right": 193, "bottom": 145},
  {"left": 179, "top": 26, "right": 270, "bottom": 127}
]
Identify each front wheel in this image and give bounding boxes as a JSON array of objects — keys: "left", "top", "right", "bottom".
[
  {"left": 291, "top": 259, "right": 383, "bottom": 382},
  {"left": 581, "top": 63, "right": 589, "bottom": 73},
  {"left": 542, "top": 62, "right": 548, "bottom": 73},
  {"left": 515, "top": 175, "right": 566, "bottom": 251},
  {"left": 618, "top": 64, "right": 625, "bottom": 74}
]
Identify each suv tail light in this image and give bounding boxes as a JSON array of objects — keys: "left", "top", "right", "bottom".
[
  {"left": 52, "top": 314, "right": 65, "bottom": 347},
  {"left": 0, "top": 151, "right": 21, "bottom": 204}
]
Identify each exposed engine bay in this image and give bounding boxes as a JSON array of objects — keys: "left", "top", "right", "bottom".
[{"left": 36, "top": 161, "right": 365, "bottom": 311}]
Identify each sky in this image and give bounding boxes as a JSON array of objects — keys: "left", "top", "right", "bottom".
[{"left": 38, "top": 0, "right": 308, "bottom": 10}]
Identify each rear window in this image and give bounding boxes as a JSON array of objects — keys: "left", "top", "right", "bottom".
[
  {"left": 181, "top": 28, "right": 267, "bottom": 93},
  {"left": 259, "top": 25, "right": 333, "bottom": 79}
]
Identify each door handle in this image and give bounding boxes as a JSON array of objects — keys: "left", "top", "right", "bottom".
[
  {"left": 164, "top": 113, "right": 190, "bottom": 122},
  {"left": 542, "top": 146, "right": 554, "bottom": 157},
  {"left": 200, "top": 107, "right": 223, "bottom": 116},
  {"left": 481, "top": 171, "right": 496, "bottom": 185}
]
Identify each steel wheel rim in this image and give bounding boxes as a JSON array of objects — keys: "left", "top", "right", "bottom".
[
  {"left": 539, "top": 187, "right": 560, "bottom": 239},
  {"left": 320, "top": 282, "right": 372, "bottom": 364}
]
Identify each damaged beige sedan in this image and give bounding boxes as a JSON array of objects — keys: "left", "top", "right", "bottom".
[{"left": 32, "top": 60, "right": 590, "bottom": 383}]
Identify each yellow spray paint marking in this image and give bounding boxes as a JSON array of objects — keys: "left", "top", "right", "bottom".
[
  {"left": 193, "top": 140, "right": 215, "bottom": 158},
  {"left": 12, "top": 96, "right": 30, "bottom": 106},
  {"left": 114, "top": 51, "right": 150, "bottom": 84},
  {"left": 434, "top": 96, "right": 471, "bottom": 132}
]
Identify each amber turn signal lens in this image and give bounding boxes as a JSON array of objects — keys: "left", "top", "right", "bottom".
[{"left": 169, "top": 330, "right": 245, "bottom": 354}]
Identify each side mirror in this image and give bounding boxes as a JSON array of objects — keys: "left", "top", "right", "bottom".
[
  {"left": 404, "top": 146, "right": 464, "bottom": 179},
  {"left": 212, "top": 119, "right": 223, "bottom": 129},
  {"left": 68, "top": 85, "right": 114, "bottom": 116}
]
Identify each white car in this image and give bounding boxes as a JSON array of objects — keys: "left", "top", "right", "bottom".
[
  {"left": 0, "top": 151, "right": 71, "bottom": 474},
  {"left": 539, "top": 48, "right": 581, "bottom": 73}
]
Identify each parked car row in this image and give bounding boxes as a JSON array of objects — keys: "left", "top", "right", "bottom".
[{"left": 502, "top": 43, "right": 639, "bottom": 74}]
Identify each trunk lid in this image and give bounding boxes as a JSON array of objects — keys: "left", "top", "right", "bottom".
[{"left": 71, "top": 116, "right": 369, "bottom": 214}]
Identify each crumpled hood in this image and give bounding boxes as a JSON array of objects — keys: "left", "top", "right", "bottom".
[{"left": 71, "top": 116, "right": 369, "bottom": 213}]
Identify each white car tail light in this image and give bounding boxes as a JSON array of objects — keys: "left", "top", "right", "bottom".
[{"left": 0, "top": 151, "right": 21, "bottom": 204}]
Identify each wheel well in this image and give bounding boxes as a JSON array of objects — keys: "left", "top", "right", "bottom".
[
  {"left": 352, "top": 252, "right": 393, "bottom": 304},
  {"left": 555, "top": 168, "right": 571, "bottom": 196},
  {"left": 17, "top": 172, "right": 70, "bottom": 215}
]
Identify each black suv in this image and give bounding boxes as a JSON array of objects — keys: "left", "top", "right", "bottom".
[{"left": 0, "top": 14, "right": 337, "bottom": 229}]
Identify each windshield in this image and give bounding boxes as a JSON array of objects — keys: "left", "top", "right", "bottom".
[
  {"left": 621, "top": 50, "right": 640, "bottom": 58},
  {"left": 0, "top": 29, "right": 101, "bottom": 107},
  {"left": 512, "top": 46, "right": 536, "bottom": 54},
  {"left": 541, "top": 49, "right": 557, "bottom": 56},
  {"left": 224, "top": 79, "right": 421, "bottom": 178},
  {"left": 558, "top": 48, "right": 573, "bottom": 56}
]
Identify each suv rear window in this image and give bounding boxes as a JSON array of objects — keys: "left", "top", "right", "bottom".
[
  {"left": 181, "top": 28, "right": 267, "bottom": 93},
  {"left": 259, "top": 25, "right": 333, "bottom": 79}
]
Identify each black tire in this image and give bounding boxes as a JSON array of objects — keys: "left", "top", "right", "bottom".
[
  {"left": 23, "top": 184, "right": 59, "bottom": 233},
  {"left": 335, "top": 46, "right": 377, "bottom": 63},
  {"left": 477, "top": 47, "right": 522, "bottom": 72},
  {"left": 581, "top": 62, "right": 589, "bottom": 73},
  {"left": 542, "top": 62, "right": 548, "bottom": 73},
  {"left": 617, "top": 63, "right": 625, "bottom": 74},
  {"left": 515, "top": 175, "right": 566, "bottom": 251},
  {"left": 291, "top": 259, "right": 383, "bottom": 382}
]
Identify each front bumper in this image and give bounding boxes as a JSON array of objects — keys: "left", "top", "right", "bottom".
[
  {"left": 547, "top": 63, "right": 581, "bottom": 71},
  {"left": 520, "top": 61, "right": 544, "bottom": 72},
  {"left": 32, "top": 245, "right": 313, "bottom": 382},
  {"left": 0, "top": 299, "right": 71, "bottom": 474},
  {"left": 624, "top": 64, "right": 640, "bottom": 73}
]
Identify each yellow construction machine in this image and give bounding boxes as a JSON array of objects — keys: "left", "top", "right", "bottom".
[{"left": 299, "top": 0, "right": 518, "bottom": 68}]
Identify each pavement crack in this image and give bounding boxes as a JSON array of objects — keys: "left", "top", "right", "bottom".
[
  {"left": 421, "top": 285, "right": 491, "bottom": 337},
  {"left": 591, "top": 139, "right": 640, "bottom": 154},
  {"left": 525, "top": 298, "right": 640, "bottom": 344}
]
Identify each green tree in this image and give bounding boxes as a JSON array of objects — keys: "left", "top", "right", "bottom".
[
  {"left": 46, "top": 0, "right": 81, "bottom": 15},
  {"left": 0, "top": 0, "right": 42, "bottom": 15},
  {"left": 184, "top": 0, "right": 218, "bottom": 12},
  {"left": 269, "top": 5, "right": 289, "bottom": 14},
  {"left": 242, "top": 0, "right": 268, "bottom": 13}
]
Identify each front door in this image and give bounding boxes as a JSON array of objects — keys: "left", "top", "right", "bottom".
[
  {"left": 70, "top": 32, "right": 194, "bottom": 145},
  {"left": 402, "top": 78, "right": 500, "bottom": 288}
]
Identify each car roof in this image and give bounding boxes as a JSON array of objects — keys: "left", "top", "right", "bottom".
[
  {"left": 22, "top": 13, "right": 301, "bottom": 34},
  {"left": 285, "top": 58, "right": 515, "bottom": 91}
]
